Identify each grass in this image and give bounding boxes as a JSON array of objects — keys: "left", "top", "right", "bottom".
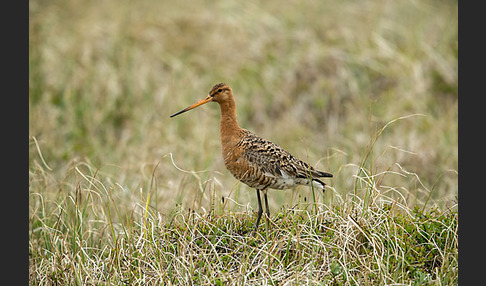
[
  {"left": 29, "top": 159, "right": 458, "bottom": 284},
  {"left": 30, "top": 0, "right": 457, "bottom": 284}
]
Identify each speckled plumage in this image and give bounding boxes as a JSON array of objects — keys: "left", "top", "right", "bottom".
[
  {"left": 170, "top": 83, "right": 333, "bottom": 230},
  {"left": 223, "top": 129, "right": 332, "bottom": 191}
]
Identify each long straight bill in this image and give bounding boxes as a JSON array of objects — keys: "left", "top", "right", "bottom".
[{"left": 170, "top": 95, "right": 212, "bottom": 118}]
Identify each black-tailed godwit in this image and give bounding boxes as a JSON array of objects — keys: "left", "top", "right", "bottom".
[{"left": 170, "top": 83, "right": 333, "bottom": 230}]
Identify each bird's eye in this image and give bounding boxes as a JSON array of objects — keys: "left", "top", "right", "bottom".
[{"left": 217, "top": 89, "right": 223, "bottom": 92}]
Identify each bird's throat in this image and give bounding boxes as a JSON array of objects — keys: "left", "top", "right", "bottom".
[{"left": 219, "top": 100, "right": 241, "bottom": 148}]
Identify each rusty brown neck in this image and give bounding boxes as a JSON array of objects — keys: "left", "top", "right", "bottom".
[{"left": 218, "top": 97, "right": 241, "bottom": 148}]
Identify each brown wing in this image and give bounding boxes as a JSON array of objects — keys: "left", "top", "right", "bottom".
[{"left": 236, "top": 130, "right": 332, "bottom": 182}]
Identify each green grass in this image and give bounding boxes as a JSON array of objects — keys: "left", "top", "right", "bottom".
[{"left": 30, "top": 0, "right": 457, "bottom": 284}]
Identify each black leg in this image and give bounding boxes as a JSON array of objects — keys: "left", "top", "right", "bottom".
[
  {"left": 254, "top": 189, "right": 263, "bottom": 231},
  {"left": 263, "top": 191, "right": 270, "bottom": 229}
]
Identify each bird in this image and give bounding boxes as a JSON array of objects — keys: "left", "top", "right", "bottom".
[{"left": 170, "top": 83, "right": 333, "bottom": 230}]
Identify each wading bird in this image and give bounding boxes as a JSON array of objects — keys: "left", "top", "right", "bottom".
[{"left": 170, "top": 83, "right": 333, "bottom": 230}]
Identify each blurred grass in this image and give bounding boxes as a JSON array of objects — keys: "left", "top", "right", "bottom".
[
  {"left": 30, "top": 0, "right": 457, "bottom": 210},
  {"left": 30, "top": 0, "right": 457, "bottom": 283}
]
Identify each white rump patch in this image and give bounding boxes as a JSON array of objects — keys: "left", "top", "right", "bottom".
[
  {"left": 311, "top": 180, "right": 325, "bottom": 190},
  {"left": 277, "top": 169, "right": 295, "bottom": 187}
]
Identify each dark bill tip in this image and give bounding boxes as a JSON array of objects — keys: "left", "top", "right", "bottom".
[{"left": 169, "top": 109, "right": 188, "bottom": 118}]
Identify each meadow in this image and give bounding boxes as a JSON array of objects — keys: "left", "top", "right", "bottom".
[{"left": 29, "top": 0, "right": 458, "bottom": 284}]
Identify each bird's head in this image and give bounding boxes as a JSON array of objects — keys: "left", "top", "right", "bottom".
[{"left": 170, "top": 83, "right": 233, "bottom": 118}]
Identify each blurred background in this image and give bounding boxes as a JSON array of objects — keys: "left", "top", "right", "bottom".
[{"left": 29, "top": 0, "right": 458, "bottom": 219}]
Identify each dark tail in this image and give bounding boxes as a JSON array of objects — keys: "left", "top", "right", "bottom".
[
  {"left": 312, "top": 178, "right": 327, "bottom": 189},
  {"left": 316, "top": 170, "right": 333, "bottom": 178},
  {"left": 311, "top": 171, "right": 332, "bottom": 190}
]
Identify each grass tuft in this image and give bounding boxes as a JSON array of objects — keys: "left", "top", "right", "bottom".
[{"left": 30, "top": 156, "right": 457, "bottom": 285}]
